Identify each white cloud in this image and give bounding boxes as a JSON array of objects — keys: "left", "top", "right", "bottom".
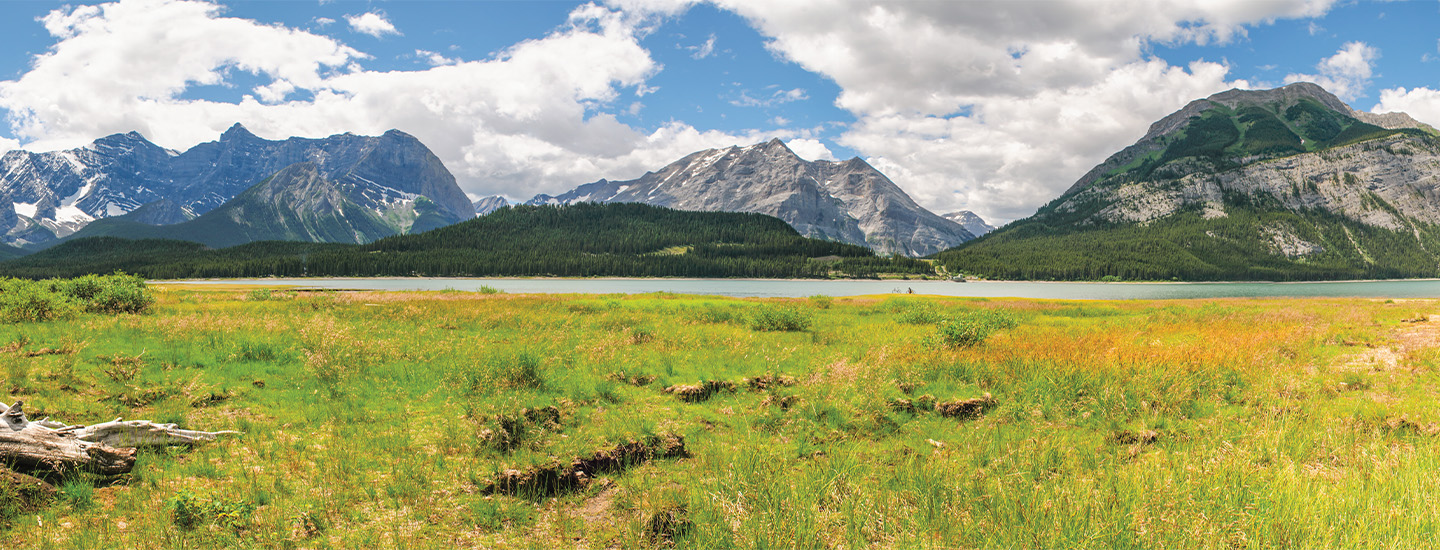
[
  {"left": 0, "top": 0, "right": 364, "bottom": 149},
  {"left": 785, "top": 138, "right": 834, "bottom": 161},
  {"left": 711, "top": 0, "right": 1337, "bottom": 222},
  {"left": 0, "top": 0, "right": 774, "bottom": 201},
  {"left": 314, "top": 17, "right": 335, "bottom": 27},
  {"left": 346, "top": 12, "right": 399, "bottom": 38},
  {"left": 1284, "top": 41, "right": 1378, "bottom": 102},
  {"left": 689, "top": 33, "right": 716, "bottom": 59},
  {"left": 0, "top": 137, "right": 17, "bottom": 156},
  {"left": 1374, "top": 87, "right": 1440, "bottom": 127},
  {"left": 415, "top": 49, "right": 458, "bottom": 66},
  {"left": 729, "top": 87, "right": 807, "bottom": 107}
]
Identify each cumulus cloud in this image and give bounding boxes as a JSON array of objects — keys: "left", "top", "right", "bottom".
[
  {"left": 0, "top": 0, "right": 778, "bottom": 201},
  {"left": 0, "top": 0, "right": 364, "bottom": 149},
  {"left": 1285, "top": 41, "right": 1378, "bottom": 102},
  {"left": 1373, "top": 87, "right": 1440, "bottom": 128},
  {"left": 711, "top": 0, "right": 1337, "bottom": 222},
  {"left": 0, "top": 137, "right": 17, "bottom": 156},
  {"left": 785, "top": 138, "right": 834, "bottom": 161},
  {"left": 346, "top": 12, "right": 399, "bottom": 38}
]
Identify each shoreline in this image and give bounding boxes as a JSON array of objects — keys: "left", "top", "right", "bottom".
[{"left": 157, "top": 275, "right": 1440, "bottom": 285}]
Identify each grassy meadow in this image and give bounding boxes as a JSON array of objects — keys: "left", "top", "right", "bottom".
[{"left": 2, "top": 284, "right": 1440, "bottom": 548}]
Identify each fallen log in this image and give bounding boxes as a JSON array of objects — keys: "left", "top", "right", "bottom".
[{"left": 0, "top": 401, "right": 236, "bottom": 475}]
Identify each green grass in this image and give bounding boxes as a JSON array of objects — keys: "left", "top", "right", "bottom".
[{"left": 2, "top": 285, "right": 1440, "bottom": 548}]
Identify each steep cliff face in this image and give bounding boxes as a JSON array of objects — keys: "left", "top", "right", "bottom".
[
  {"left": 0, "top": 125, "right": 471, "bottom": 246},
  {"left": 937, "top": 83, "right": 1440, "bottom": 281},
  {"left": 529, "top": 139, "right": 973, "bottom": 256}
]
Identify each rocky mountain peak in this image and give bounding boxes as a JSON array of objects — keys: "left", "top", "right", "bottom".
[
  {"left": 0, "top": 126, "right": 471, "bottom": 248},
  {"left": 1207, "top": 82, "right": 1351, "bottom": 112},
  {"left": 472, "top": 195, "right": 509, "bottom": 216},
  {"left": 527, "top": 138, "right": 973, "bottom": 256},
  {"left": 941, "top": 211, "right": 995, "bottom": 237},
  {"left": 219, "top": 123, "right": 258, "bottom": 142}
]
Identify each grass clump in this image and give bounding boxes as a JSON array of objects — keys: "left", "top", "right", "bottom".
[
  {"left": 171, "top": 489, "right": 257, "bottom": 532},
  {"left": 930, "top": 308, "right": 1016, "bottom": 348},
  {"left": 747, "top": 305, "right": 813, "bottom": 332}
]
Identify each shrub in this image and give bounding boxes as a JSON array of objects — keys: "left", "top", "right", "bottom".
[
  {"left": 0, "top": 278, "right": 78, "bottom": 322},
  {"left": 931, "top": 309, "right": 1017, "bottom": 349},
  {"left": 748, "top": 305, "right": 813, "bottom": 332},
  {"left": 478, "top": 286, "right": 502, "bottom": 294},
  {"left": 48, "top": 273, "right": 154, "bottom": 314}
]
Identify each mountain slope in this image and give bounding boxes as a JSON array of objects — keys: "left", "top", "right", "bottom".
[
  {"left": 472, "top": 195, "right": 509, "bottom": 216},
  {"left": 938, "top": 82, "right": 1440, "bottom": 281},
  {"left": 63, "top": 163, "right": 405, "bottom": 248},
  {"left": 0, "top": 203, "right": 933, "bottom": 279},
  {"left": 0, "top": 125, "right": 471, "bottom": 246},
  {"left": 529, "top": 139, "right": 973, "bottom": 256}
]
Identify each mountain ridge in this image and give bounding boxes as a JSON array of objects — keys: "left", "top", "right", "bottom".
[
  {"left": 529, "top": 138, "right": 973, "bottom": 256},
  {"left": 938, "top": 82, "right": 1440, "bottom": 281},
  {"left": 0, "top": 125, "right": 472, "bottom": 247}
]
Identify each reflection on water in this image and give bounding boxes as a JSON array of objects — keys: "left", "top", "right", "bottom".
[{"left": 164, "top": 278, "right": 1440, "bottom": 300}]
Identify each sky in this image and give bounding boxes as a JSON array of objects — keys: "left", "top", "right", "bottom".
[{"left": 3, "top": 1, "right": 1440, "bottom": 224}]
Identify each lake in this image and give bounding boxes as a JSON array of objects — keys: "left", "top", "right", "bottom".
[{"left": 163, "top": 277, "right": 1440, "bottom": 300}]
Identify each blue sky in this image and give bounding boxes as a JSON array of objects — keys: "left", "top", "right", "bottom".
[{"left": 2, "top": 0, "right": 1439, "bottom": 222}]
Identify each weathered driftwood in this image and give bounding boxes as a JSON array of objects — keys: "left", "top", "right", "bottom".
[{"left": 0, "top": 401, "right": 236, "bottom": 475}]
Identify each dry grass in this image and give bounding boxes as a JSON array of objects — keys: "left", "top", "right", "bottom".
[{"left": 0, "top": 291, "right": 1437, "bottom": 548}]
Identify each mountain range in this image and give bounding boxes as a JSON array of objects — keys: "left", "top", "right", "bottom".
[
  {"left": 528, "top": 139, "right": 976, "bottom": 256},
  {"left": 0, "top": 124, "right": 472, "bottom": 247},
  {"left": 937, "top": 82, "right": 1440, "bottom": 281}
]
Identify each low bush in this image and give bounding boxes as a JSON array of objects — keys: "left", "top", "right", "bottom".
[
  {"left": 931, "top": 309, "right": 1017, "bottom": 348},
  {"left": 50, "top": 273, "right": 154, "bottom": 314},
  {"left": 748, "top": 305, "right": 813, "bottom": 332},
  {"left": 0, "top": 278, "right": 78, "bottom": 322}
]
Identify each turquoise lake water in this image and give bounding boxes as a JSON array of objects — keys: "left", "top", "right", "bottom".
[{"left": 165, "top": 278, "right": 1440, "bottom": 300}]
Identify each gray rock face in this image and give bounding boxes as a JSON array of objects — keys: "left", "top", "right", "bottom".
[
  {"left": 1064, "top": 82, "right": 1437, "bottom": 197},
  {"left": 942, "top": 211, "right": 995, "bottom": 237},
  {"left": 472, "top": 195, "right": 509, "bottom": 216},
  {"left": 1048, "top": 83, "right": 1440, "bottom": 256},
  {"left": 0, "top": 124, "right": 471, "bottom": 246},
  {"left": 1073, "top": 134, "right": 1440, "bottom": 231},
  {"left": 528, "top": 139, "right": 973, "bottom": 256}
]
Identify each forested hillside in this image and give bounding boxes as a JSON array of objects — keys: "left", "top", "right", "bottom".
[{"left": 0, "top": 203, "right": 933, "bottom": 279}]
